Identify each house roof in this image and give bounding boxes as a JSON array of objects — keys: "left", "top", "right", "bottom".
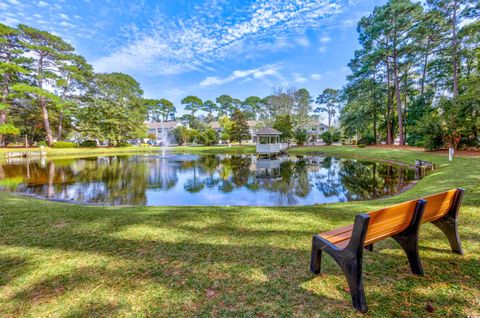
[
  {"left": 208, "top": 120, "right": 258, "bottom": 130},
  {"left": 146, "top": 121, "right": 181, "bottom": 129},
  {"left": 256, "top": 127, "right": 282, "bottom": 135}
]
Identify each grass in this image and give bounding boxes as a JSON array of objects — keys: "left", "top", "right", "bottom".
[
  {"left": 0, "top": 145, "right": 256, "bottom": 159},
  {"left": 0, "top": 146, "right": 479, "bottom": 317}
]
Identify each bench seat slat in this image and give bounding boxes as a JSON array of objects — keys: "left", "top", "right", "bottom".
[{"left": 422, "top": 190, "right": 456, "bottom": 223}]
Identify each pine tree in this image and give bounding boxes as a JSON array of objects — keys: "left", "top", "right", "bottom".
[{"left": 18, "top": 24, "right": 75, "bottom": 146}]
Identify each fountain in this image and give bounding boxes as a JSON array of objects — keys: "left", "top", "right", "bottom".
[{"left": 160, "top": 118, "right": 169, "bottom": 159}]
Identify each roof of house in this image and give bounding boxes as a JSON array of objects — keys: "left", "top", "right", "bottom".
[
  {"left": 146, "top": 121, "right": 182, "bottom": 129},
  {"left": 208, "top": 120, "right": 258, "bottom": 130},
  {"left": 256, "top": 127, "right": 282, "bottom": 135}
]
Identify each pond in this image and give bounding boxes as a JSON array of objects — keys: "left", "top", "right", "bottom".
[{"left": 0, "top": 153, "right": 419, "bottom": 206}]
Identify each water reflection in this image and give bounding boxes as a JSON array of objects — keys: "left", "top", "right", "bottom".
[{"left": 0, "top": 154, "right": 418, "bottom": 206}]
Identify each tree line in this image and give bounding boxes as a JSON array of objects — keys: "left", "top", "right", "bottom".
[
  {"left": 340, "top": 0, "right": 479, "bottom": 150},
  {"left": 0, "top": 22, "right": 339, "bottom": 148}
]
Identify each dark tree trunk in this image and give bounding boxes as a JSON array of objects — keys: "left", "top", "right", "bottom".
[
  {"left": 0, "top": 69, "right": 10, "bottom": 146},
  {"left": 372, "top": 71, "right": 377, "bottom": 144},
  {"left": 420, "top": 38, "right": 430, "bottom": 96},
  {"left": 403, "top": 71, "right": 408, "bottom": 143},
  {"left": 393, "top": 43, "right": 405, "bottom": 145},
  {"left": 452, "top": 0, "right": 459, "bottom": 97},
  {"left": 386, "top": 59, "right": 394, "bottom": 144},
  {"left": 40, "top": 98, "right": 54, "bottom": 146},
  {"left": 37, "top": 55, "right": 54, "bottom": 146}
]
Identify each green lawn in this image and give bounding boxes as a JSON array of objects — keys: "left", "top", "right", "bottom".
[
  {"left": 0, "top": 146, "right": 479, "bottom": 317},
  {"left": 0, "top": 145, "right": 256, "bottom": 158}
]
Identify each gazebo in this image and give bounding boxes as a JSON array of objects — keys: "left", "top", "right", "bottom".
[{"left": 255, "top": 127, "right": 287, "bottom": 155}]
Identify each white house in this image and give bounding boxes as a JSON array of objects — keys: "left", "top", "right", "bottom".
[
  {"left": 208, "top": 120, "right": 258, "bottom": 143},
  {"left": 146, "top": 121, "right": 183, "bottom": 145}
]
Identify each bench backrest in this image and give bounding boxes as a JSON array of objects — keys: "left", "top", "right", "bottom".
[
  {"left": 365, "top": 200, "right": 420, "bottom": 245},
  {"left": 421, "top": 189, "right": 458, "bottom": 223}
]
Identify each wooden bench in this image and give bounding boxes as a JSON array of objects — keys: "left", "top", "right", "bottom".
[
  {"left": 309, "top": 188, "right": 465, "bottom": 313},
  {"left": 364, "top": 189, "right": 465, "bottom": 255},
  {"left": 420, "top": 188, "right": 465, "bottom": 254}
]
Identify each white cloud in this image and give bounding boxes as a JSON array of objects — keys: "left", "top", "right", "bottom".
[
  {"left": 92, "top": 0, "right": 344, "bottom": 75},
  {"left": 319, "top": 36, "right": 331, "bottom": 43},
  {"left": 37, "top": 1, "right": 48, "bottom": 7},
  {"left": 59, "top": 21, "right": 74, "bottom": 28},
  {"left": 293, "top": 73, "right": 307, "bottom": 83},
  {"left": 318, "top": 46, "right": 327, "bottom": 53},
  {"left": 60, "top": 13, "right": 69, "bottom": 20},
  {"left": 296, "top": 35, "right": 310, "bottom": 47},
  {"left": 311, "top": 73, "right": 322, "bottom": 80},
  {"left": 199, "top": 64, "right": 282, "bottom": 87}
]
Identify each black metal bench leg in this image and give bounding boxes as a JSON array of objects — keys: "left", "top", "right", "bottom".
[
  {"left": 392, "top": 233, "right": 423, "bottom": 275},
  {"left": 339, "top": 253, "right": 367, "bottom": 313},
  {"left": 310, "top": 236, "right": 323, "bottom": 274},
  {"left": 365, "top": 244, "right": 373, "bottom": 252},
  {"left": 432, "top": 217, "right": 463, "bottom": 255},
  {"left": 310, "top": 215, "right": 370, "bottom": 313},
  {"left": 392, "top": 199, "right": 426, "bottom": 275},
  {"left": 431, "top": 189, "right": 465, "bottom": 255}
]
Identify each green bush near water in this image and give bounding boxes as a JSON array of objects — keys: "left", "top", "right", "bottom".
[
  {"left": 79, "top": 140, "right": 97, "bottom": 148},
  {"left": 52, "top": 141, "right": 79, "bottom": 148}
]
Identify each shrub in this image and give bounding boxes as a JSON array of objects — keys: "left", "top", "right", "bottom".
[
  {"left": 294, "top": 129, "right": 308, "bottom": 146},
  {"left": 117, "top": 142, "right": 131, "bottom": 147},
  {"left": 332, "top": 130, "right": 341, "bottom": 143},
  {"left": 358, "top": 134, "right": 376, "bottom": 145},
  {"left": 80, "top": 140, "right": 97, "bottom": 148},
  {"left": 52, "top": 141, "right": 78, "bottom": 148},
  {"left": 322, "top": 131, "right": 333, "bottom": 145},
  {"left": 140, "top": 143, "right": 150, "bottom": 147},
  {"left": 172, "top": 126, "right": 190, "bottom": 145},
  {"left": 413, "top": 113, "right": 445, "bottom": 151},
  {"left": 37, "top": 141, "right": 48, "bottom": 147},
  {"left": 357, "top": 144, "right": 366, "bottom": 148},
  {"left": 188, "top": 129, "right": 200, "bottom": 144},
  {"left": 198, "top": 128, "right": 218, "bottom": 146}
]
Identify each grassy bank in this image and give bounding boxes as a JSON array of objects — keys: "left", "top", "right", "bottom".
[
  {"left": 0, "top": 145, "right": 256, "bottom": 160},
  {"left": 0, "top": 146, "right": 479, "bottom": 317}
]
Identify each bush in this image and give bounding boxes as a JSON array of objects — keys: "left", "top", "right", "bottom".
[
  {"left": 52, "top": 141, "right": 78, "bottom": 148},
  {"left": 294, "top": 129, "right": 308, "bottom": 146},
  {"left": 172, "top": 126, "right": 190, "bottom": 145},
  {"left": 117, "top": 142, "right": 131, "bottom": 147},
  {"left": 140, "top": 143, "right": 150, "bottom": 147},
  {"left": 198, "top": 128, "right": 218, "bottom": 146},
  {"left": 188, "top": 129, "right": 200, "bottom": 144},
  {"left": 332, "top": 130, "right": 341, "bottom": 143},
  {"left": 357, "top": 144, "right": 366, "bottom": 148},
  {"left": 322, "top": 131, "right": 333, "bottom": 145},
  {"left": 411, "top": 113, "right": 445, "bottom": 151},
  {"left": 80, "top": 140, "right": 97, "bottom": 148},
  {"left": 358, "top": 134, "right": 376, "bottom": 145},
  {"left": 37, "top": 141, "right": 48, "bottom": 147}
]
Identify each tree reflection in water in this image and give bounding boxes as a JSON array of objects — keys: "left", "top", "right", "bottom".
[{"left": 0, "top": 154, "right": 418, "bottom": 206}]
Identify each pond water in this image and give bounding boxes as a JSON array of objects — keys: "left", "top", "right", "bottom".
[{"left": 0, "top": 153, "right": 418, "bottom": 206}]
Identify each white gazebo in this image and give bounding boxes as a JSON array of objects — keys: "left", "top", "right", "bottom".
[{"left": 255, "top": 128, "right": 288, "bottom": 155}]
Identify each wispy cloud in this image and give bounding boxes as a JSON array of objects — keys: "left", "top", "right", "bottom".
[
  {"left": 93, "top": 0, "right": 344, "bottom": 75},
  {"left": 311, "top": 73, "right": 322, "bottom": 80},
  {"left": 293, "top": 73, "right": 308, "bottom": 83},
  {"left": 199, "top": 64, "right": 282, "bottom": 87}
]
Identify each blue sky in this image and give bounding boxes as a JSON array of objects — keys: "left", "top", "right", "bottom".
[{"left": 1, "top": 0, "right": 385, "bottom": 115}]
